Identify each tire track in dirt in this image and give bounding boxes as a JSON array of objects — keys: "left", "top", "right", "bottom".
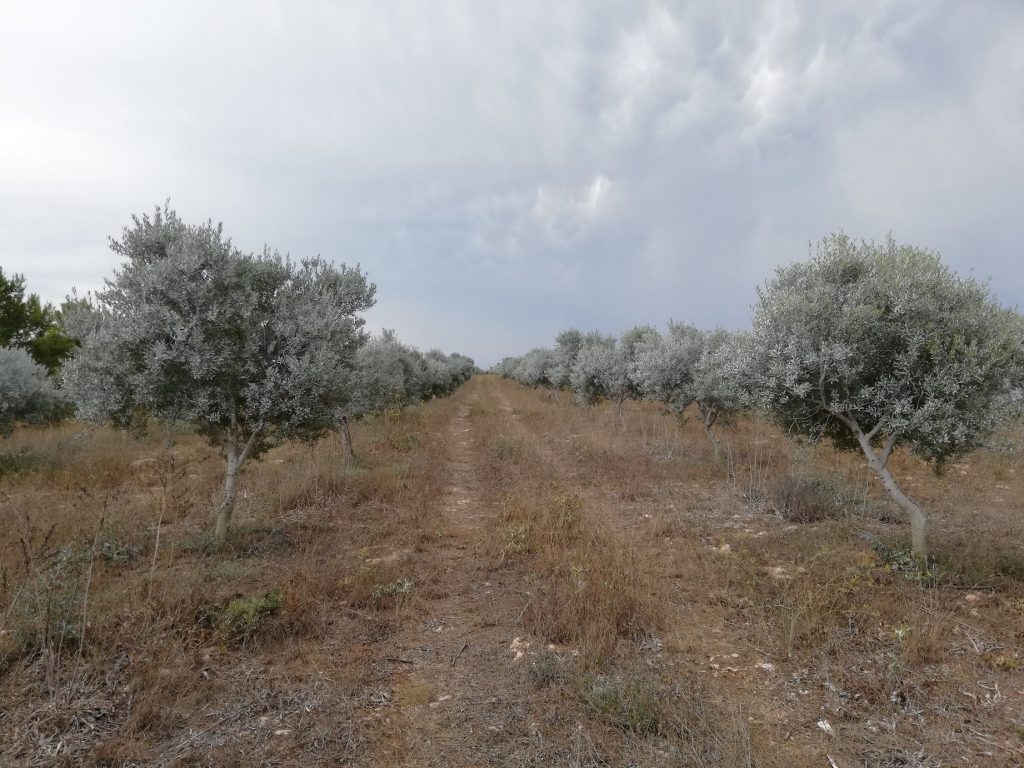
[{"left": 367, "top": 388, "right": 536, "bottom": 767}]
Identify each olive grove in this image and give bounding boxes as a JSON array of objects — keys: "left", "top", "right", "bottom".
[
  {"left": 569, "top": 326, "right": 658, "bottom": 410},
  {"left": 631, "top": 322, "right": 703, "bottom": 417},
  {"left": 633, "top": 324, "right": 750, "bottom": 458},
  {"left": 550, "top": 328, "right": 584, "bottom": 390},
  {"left": 497, "top": 322, "right": 749, "bottom": 456},
  {"left": 494, "top": 233, "right": 1023, "bottom": 562}
]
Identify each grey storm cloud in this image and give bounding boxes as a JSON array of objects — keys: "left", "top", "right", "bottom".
[{"left": 2, "top": 0, "right": 1022, "bottom": 366}]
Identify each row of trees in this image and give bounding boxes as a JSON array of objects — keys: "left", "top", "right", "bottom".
[
  {"left": 495, "top": 234, "right": 1024, "bottom": 561},
  {"left": 2, "top": 206, "right": 475, "bottom": 539},
  {"left": 495, "top": 324, "right": 750, "bottom": 460},
  {"left": 341, "top": 330, "right": 475, "bottom": 456}
]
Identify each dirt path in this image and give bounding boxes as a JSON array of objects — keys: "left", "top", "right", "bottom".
[{"left": 367, "top": 391, "right": 535, "bottom": 767}]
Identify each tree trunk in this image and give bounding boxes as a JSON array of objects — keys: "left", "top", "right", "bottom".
[
  {"left": 699, "top": 403, "right": 721, "bottom": 462},
  {"left": 615, "top": 396, "right": 624, "bottom": 419},
  {"left": 214, "top": 421, "right": 262, "bottom": 541},
  {"left": 873, "top": 459, "right": 928, "bottom": 561},
  {"left": 855, "top": 431, "right": 928, "bottom": 562},
  {"left": 704, "top": 422, "right": 722, "bottom": 462},
  {"left": 215, "top": 441, "right": 240, "bottom": 541},
  {"left": 339, "top": 413, "right": 355, "bottom": 461}
]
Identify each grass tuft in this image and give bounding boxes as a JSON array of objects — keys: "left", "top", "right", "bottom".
[
  {"left": 582, "top": 674, "right": 663, "bottom": 736},
  {"left": 215, "top": 588, "right": 282, "bottom": 642}
]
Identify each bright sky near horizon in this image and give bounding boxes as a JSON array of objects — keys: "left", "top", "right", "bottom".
[{"left": 2, "top": 1, "right": 1023, "bottom": 367}]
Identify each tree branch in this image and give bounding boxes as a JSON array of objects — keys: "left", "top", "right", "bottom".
[
  {"left": 238, "top": 422, "right": 264, "bottom": 468},
  {"left": 830, "top": 408, "right": 861, "bottom": 435},
  {"left": 865, "top": 415, "right": 887, "bottom": 442},
  {"left": 879, "top": 431, "right": 899, "bottom": 466},
  {"left": 817, "top": 361, "right": 829, "bottom": 410}
]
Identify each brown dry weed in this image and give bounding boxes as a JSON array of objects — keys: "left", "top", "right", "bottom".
[{"left": 1, "top": 376, "right": 1023, "bottom": 766}]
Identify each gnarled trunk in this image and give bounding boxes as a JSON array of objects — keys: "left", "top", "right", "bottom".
[
  {"left": 854, "top": 429, "right": 927, "bottom": 563},
  {"left": 876, "top": 461, "right": 927, "bottom": 560}
]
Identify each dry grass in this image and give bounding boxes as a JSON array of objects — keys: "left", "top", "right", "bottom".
[
  {"left": 0, "top": 399, "right": 454, "bottom": 766},
  {"left": 485, "top": 377, "right": 1024, "bottom": 765},
  {"left": 470, "top": 391, "right": 664, "bottom": 663},
  {"left": 3, "top": 377, "right": 1024, "bottom": 766},
  {"left": 462, "top": 377, "right": 766, "bottom": 765}
]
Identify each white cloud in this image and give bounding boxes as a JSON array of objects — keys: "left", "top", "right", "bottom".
[
  {"left": 1, "top": 1, "right": 1022, "bottom": 365},
  {"left": 531, "top": 175, "right": 612, "bottom": 241}
]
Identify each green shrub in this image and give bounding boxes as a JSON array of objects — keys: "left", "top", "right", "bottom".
[
  {"left": 0, "top": 452, "right": 50, "bottom": 478},
  {"left": 3, "top": 546, "right": 84, "bottom": 667},
  {"left": 549, "top": 492, "right": 582, "bottom": 528},
  {"left": 98, "top": 538, "right": 141, "bottom": 566},
  {"left": 208, "top": 560, "right": 256, "bottom": 582},
  {"left": 503, "top": 524, "right": 532, "bottom": 558},
  {"left": 872, "top": 541, "right": 942, "bottom": 584},
  {"left": 994, "top": 552, "right": 1024, "bottom": 581},
  {"left": 181, "top": 522, "right": 288, "bottom": 557},
  {"left": 217, "top": 588, "right": 282, "bottom": 641}
]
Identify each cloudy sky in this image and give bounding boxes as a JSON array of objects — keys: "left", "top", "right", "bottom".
[{"left": 2, "top": 1, "right": 1022, "bottom": 366}]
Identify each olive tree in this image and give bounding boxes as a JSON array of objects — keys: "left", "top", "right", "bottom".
[
  {"left": 569, "top": 332, "right": 618, "bottom": 406},
  {"left": 633, "top": 324, "right": 750, "bottom": 458},
  {"left": 550, "top": 328, "right": 584, "bottom": 390},
  {"left": 418, "top": 350, "right": 474, "bottom": 398},
  {"left": 570, "top": 326, "right": 658, "bottom": 412},
  {"left": 691, "top": 329, "right": 752, "bottom": 460},
  {"left": 339, "top": 331, "right": 417, "bottom": 456},
  {"left": 446, "top": 353, "right": 477, "bottom": 387},
  {"left": 514, "top": 347, "right": 557, "bottom": 389},
  {"left": 343, "top": 332, "right": 424, "bottom": 456},
  {"left": 341, "top": 334, "right": 474, "bottom": 457},
  {"left": 63, "top": 206, "right": 375, "bottom": 539},
  {"left": 349, "top": 331, "right": 426, "bottom": 412},
  {"left": 491, "top": 356, "right": 521, "bottom": 378},
  {"left": 633, "top": 322, "right": 703, "bottom": 417},
  {"left": 751, "top": 234, "right": 1022, "bottom": 561},
  {"left": 0, "top": 346, "right": 66, "bottom": 434}
]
